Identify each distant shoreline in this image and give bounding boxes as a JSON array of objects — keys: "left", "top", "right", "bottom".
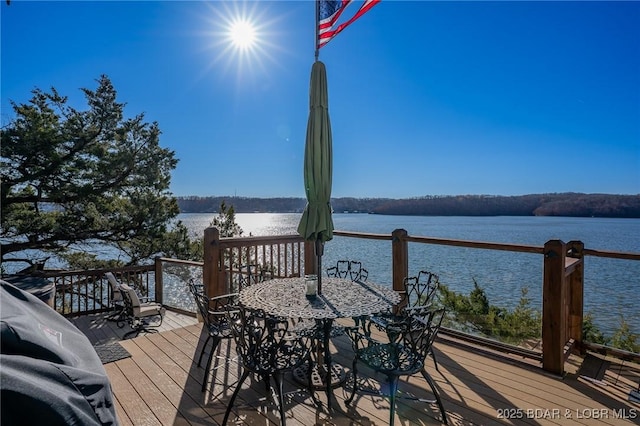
[{"left": 176, "top": 193, "right": 640, "bottom": 219}]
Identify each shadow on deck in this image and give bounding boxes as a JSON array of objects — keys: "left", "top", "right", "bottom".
[{"left": 71, "top": 312, "right": 640, "bottom": 426}]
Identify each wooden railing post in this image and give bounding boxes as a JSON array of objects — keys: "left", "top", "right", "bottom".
[
  {"left": 392, "top": 229, "right": 409, "bottom": 293},
  {"left": 543, "top": 239, "right": 567, "bottom": 375},
  {"left": 567, "top": 240, "right": 585, "bottom": 354},
  {"left": 204, "top": 227, "right": 224, "bottom": 297},
  {"left": 304, "top": 240, "right": 317, "bottom": 276},
  {"left": 154, "top": 257, "right": 163, "bottom": 304}
]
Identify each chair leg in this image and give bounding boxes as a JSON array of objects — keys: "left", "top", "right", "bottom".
[
  {"left": 387, "top": 375, "right": 400, "bottom": 426},
  {"left": 202, "top": 337, "right": 221, "bottom": 392},
  {"left": 122, "top": 328, "right": 141, "bottom": 339},
  {"left": 123, "top": 326, "right": 159, "bottom": 339},
  {"left": 420, "top": 369, "right": 448, "bottom": 425},
  {"left": 264, "top": 374, "right": 272, "bottom": 395},
  {"left": 273, "top": 373, "right": 287, "bottom": 426},
  {"left": 116, "top": 308, "right": 126, "bottom": 322},
  {"left": 116, "top": 316, "right": 127, "bottom": 328},
  {"left": 107, "top": 306, "right": 125, "bottom": 322},
  {"left": 122, "top": 320, "right": 144, "bottom": 339},
  {"left": 122, "top": 317, "right": 160, "bottom": 340},
  {"left": 223, "top": 369, "right": 250, "bottom": 425},
  {"left": 198, "top": 336, "right": 220, "bottom": 392},
  {"left": 198, "top": 335, "right": 212, "bottom": 367},
  {"left": 346, "top": 358, "right": 359, "bottom": 405}
]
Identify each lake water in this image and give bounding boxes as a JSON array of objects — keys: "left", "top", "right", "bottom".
[{"left": 181, "top": 213, "right": 640, "bottom": 336}]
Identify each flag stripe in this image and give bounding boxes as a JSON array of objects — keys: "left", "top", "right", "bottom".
[
  {"left": 319, "top": 0, "right": 350, "bottom": 30},
  {"left": 318, "top": 0, "right": 379, "bottom": 48}
]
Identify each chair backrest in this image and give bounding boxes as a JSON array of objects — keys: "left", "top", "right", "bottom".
[
  {"left": 326, "top": 260, "right": 350, "bottom": 279},
  {"left": 104, "top": 272, "right": 122, "bottom": 303},
  {"left": 326, "top": 260, "right": 368, "bottom": 282},
  {"left": 348, "top": 261, "right": 368, "bottom": 282},
  {"left": 119, "top": 283, "right": 141, "bottom": 317},
  {"left": 403, "top": 270, "right": 440, "bottom": 308},
  {"left": 188, "top": 280, "right": 238, "bottom": 336},
  {"left": 239, "top": 264, "right": 274, "bottom": 288},
  {"left": 188, "top": 280, "right": 209, "bottom": 319},
  {"left": 228, "top": 306, "right": 310, "bottom": 374},
  {"left": 393, "top": 307, "right": 446, "bottom": 363}
]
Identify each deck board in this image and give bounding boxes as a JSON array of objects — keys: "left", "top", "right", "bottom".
[{"left": 71, "top": 312, "right": 640, "bottom": 426}]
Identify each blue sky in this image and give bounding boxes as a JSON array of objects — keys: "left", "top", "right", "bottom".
[{"left": 2, "top": 1, "right": 639, "bottom": 198}]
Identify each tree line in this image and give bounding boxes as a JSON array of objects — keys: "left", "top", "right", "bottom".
[{"left": 177, "top": 193, "right": 640, "bottom": 218}]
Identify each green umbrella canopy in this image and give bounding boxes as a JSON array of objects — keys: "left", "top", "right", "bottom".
[{"left": 297, "top": 60, "right": 334, "bottom": 244}]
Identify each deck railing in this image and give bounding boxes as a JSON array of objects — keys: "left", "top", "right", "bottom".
[
  {"left": 203, "top": 227, "right": 307, "bottom": 296},
  {"left": 44, "top": 258, "right": 204, "bottom": 316},
  {"left": 45, "top": 265, "right": 156, "bottom": 316},
  {"left": 37, "top": 226, "right": 638, "bottom": 375},
  {"left": 202, "top": 226, "right": 640, "bottom": 375}
]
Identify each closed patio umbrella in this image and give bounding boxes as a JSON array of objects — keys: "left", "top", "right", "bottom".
[{"left": 297, "top": 60, "right": 333, "bottom": 295}]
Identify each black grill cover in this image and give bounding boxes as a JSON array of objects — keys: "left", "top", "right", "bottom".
[{"left": 1, "top": 281, "right": 118, "bottom": 425}]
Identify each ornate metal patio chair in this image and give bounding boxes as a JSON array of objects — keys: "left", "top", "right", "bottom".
[
  {"left": 104, "top": 272, "right": 125, "bottom": 322},
  {"left": 187, "top": 280, "right": 239, "bottom": 392},
  {"left": 368, "top": 270, "right": 442, "bottom": 370},
  {"left": 223, "top": 306, "right": 317, "bottom": 426},
  {"left": 326, "top": 260, "right": 368, "bottom": 282},
  {"left": 117, "top": 283, "right": 165, "bottom": 339},
  {"left": 325, "top": 259, "right": 370, "bottom": 329},
  {"left": 238, "top": 263, "right": 272, "bottom": 288},
  {"left": 348, "top": 260, "right": 369, "bottom": 282},
  {"left": 326, "top": 259, "right": 349, "bottom": 279},
  {"left": 345, "top": 307, "right": 448, "bottom": 426},
  {"left": 407, "top": 270, "right": 440, "bottom": 307}
]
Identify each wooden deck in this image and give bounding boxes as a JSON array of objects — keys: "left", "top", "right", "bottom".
[{"left": 71, "top": 312, "right": 640, "bottom": 426}]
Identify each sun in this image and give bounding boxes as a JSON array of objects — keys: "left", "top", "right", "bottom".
[
  {"left": 228, "top": 19, "right": 257, "bottom": 50},
  {"left": 199, "top": 1, "right": 283, "bottom": 85}
]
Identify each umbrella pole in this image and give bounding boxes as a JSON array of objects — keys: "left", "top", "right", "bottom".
[{"left": 315, "top": 238, "right": 323, "bottom": 295}]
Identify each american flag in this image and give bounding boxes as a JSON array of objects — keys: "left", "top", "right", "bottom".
[{"left": 318, "top": 0, "right": 380, "bottom": 49}]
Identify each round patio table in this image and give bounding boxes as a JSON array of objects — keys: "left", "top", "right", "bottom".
[{"left": 238, "top": 277, "right": 400, "bottom": 408}]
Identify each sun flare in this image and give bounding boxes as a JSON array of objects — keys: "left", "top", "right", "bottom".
[
  {"left": 200, "top": 1, "right": 282, "bottom": 85},
  {"left": 228, "top": 19, "right": 256, "bottom": 50}
]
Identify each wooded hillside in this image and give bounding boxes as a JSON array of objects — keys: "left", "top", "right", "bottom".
[{"left": 177, "top": 193, "right": 640, "bottom": 218}]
